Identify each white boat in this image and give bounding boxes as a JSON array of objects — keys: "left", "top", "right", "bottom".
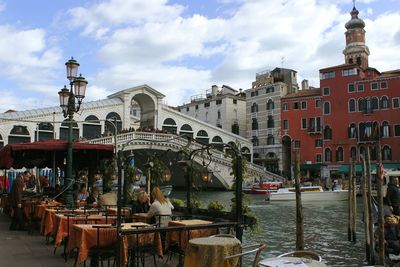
[{"left": 269, "top": 185, "right": 348, "bottom": 202}]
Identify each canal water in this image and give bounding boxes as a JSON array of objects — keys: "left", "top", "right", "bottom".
[{"left": 170, "top": 191, "right": 367, "bottom": 267}]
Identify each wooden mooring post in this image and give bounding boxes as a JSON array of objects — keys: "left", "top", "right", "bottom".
[
  {"left": 294, "top": 151, "right": 304, "bottom": 250},
  {"left": 348, "top": 160, "right": 354, "bottom": 241},
  {"left": 361, "top": 154, "right": 372, "bottom": 264},
  {"left": 366, "top": 148, "right": 375, "bottom": 265},
  {"left": 376, "top": 142, "right": 385, "bottom": 265}
]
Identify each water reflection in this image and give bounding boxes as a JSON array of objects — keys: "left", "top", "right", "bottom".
[{"left": 171, "top": 191, "right": 366, "bottom": 266}]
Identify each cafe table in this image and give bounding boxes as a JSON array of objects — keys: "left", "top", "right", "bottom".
[
  {"left": 183, "top": 236, "right": 241, "bottom": 267},
  {"left": 166, "top": 219, "right": 217, "bottom": 252},
  {"left": 258, "top": 257, "right": 327, "bottom": 267}
]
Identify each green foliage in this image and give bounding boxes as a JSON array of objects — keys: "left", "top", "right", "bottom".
[
  {"left": 190, "top": 193, "right": 203, "bottom": 209},
  {"left": 150, "top": 157, "right": 169, "bottom": 186},
  {"left": 170, "top": 198, "right": 185, "bottom": 208},
  {"left": 101, "top": 157, "right": 117, "bottom": 193},
  {"left": 207, "top": 201, "right": 225, "bottom": 212}
]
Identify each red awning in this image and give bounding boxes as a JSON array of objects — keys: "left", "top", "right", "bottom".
[{"left": 0, "top": 139, "right": 114, "bottom": 169}]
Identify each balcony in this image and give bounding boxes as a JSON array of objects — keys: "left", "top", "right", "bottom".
[{"left": 307, "top": 126, "right": 322, "bottom": 134}]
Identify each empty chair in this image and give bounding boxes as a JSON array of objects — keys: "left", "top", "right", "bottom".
[
  {"left": 278, "top": 250, "right": 322, "bottom": 262},
  {"left": 221, "top": 243, "right": 266, "bottom": 267}
]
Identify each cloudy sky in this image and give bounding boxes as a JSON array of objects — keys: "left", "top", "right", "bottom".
[{"left": 0, "top": 0, "right": 399, "bottom": 112}]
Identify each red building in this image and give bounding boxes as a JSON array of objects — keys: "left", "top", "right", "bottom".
[{"left": 281, "top": 5, "right": 400, "bottom": 180}]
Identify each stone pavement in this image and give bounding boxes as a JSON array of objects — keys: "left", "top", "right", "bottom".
[{"left": 0, "top": 212, "right": 179, "bottom": 267}]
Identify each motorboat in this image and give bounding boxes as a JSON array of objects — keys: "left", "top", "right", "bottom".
[
  {"left": 259, "top": 250, "right": 327, "bottom": 266},
  {"left": 268, "top": 185, "right": 348, "bottom": 202},
  {"left": 243, "top": 181, "right": 283, "bottom": 195}
]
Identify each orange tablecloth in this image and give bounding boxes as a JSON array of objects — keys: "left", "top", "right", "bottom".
[
  {"left": 35, "top": 200, "right": 63, "bottom": 219},
  {"left": 54, "top": 214, "right": 114, "bottom": 247},
  {"left": 166, "top": 219, "right": 217, "bottom": 252},
  {"left": 40, "top": 208, "right": 58, "bottom": 236},
  {"left": 107, "top": 207, "right": 132, "bottom": 216},
  {"left": 183, "top": 236, "right": 241, "bottom": 267}
]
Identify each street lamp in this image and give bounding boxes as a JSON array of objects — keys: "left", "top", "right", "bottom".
[{"left": 58, "top": 57, "right": 88, "bottom": 208}]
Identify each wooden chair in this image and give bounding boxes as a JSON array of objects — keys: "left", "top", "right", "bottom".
[
  {"left": 278, "top": 250, "right": 322, "bottom": 262},
  {"left": 221, "top": 243, "right": 266, "bottom": 267}
]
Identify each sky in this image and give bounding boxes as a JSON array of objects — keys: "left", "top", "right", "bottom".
[{"left": 0, "top": 0, "right": 399, "bottom": 112}]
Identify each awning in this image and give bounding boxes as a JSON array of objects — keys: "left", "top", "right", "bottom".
[
  {"left": 338, "top": 163, "right": 400, "bottom": 173},
  {"left": 300, "top": 163, "right": 323, "bottom": 171},
  {"left": 0, "top": 139, "right": 114, "bottom": 169}
]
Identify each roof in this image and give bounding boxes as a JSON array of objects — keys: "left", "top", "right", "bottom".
[
  {"left": 282, "top": 88, "right": 321, "bottom": 99},
  {"left": 319, "top": 63, "right": 358, "bottom": 72},
  {"left": 380, "top": 69, "right": 400, "bottom": 78},
  {"left": 107, "top": 84, "right": 166, "bottom": 99},
  {"left": 0, "top": 98, "right": 122, "bottom": 120}
]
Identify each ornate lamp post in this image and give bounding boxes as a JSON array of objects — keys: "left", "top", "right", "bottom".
[{"left": 58, "top": 57, "right": 88, "bottom": 208}]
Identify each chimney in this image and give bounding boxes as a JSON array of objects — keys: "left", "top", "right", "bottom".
[
  {"left": 301, "top": 79, "right": 309, "bottom": 90},
  {"left": 211, "top": 85, "right": 219, "bottom": 96}
]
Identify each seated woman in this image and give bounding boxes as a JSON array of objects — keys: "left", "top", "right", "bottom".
[
  {"left": 86, "top": 188, "right": 100, "bottom": 205},
  {"left": 132, "top": 191, "right": 150, "bottom": 213},
  {"left": 147, "top": 187, "right": 174, "bottom": 227},
  {"left": 75, "top": 184, "right": 89, "bottom": 202}
]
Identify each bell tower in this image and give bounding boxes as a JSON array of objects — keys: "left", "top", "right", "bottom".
[{"left": 343, "top": 3, "right": 370, "bottom": 70}]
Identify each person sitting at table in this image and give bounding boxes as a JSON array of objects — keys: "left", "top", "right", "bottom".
[
  {"left": 147, "top": 187, "right": 174, "bottom": 227},
  {"left": 86, "top": 188, "right": 99, "bottom": 205},
  {"left": 75, "top": 184, "right": 89, "bottom": 201},
  {"left": 132, "top": 191, "right": 150, "bottom": 213},
  {"left": 25, "top": 175, "right": 37, "bottom": 192}
]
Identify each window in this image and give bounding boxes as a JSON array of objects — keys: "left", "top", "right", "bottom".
[
  {"left": 316, "top": 117, "right": 322, "bottom": 132},
  {"left": 195, "top": 105, "right": 199, "bottom": 110},
  {"left": 323, "top": 87, "right": 330, "bottom": 96},
  {"left": 381, "top": 121, "right": 390, "bottom": 137},
  {"left": 267, "top": 116, "right": 274, "bottom": 128},
  {"left": 381, "top": 96, "right": 389, "bottom": 109},
  {"left": 359, "top": 122, "right": 372, "bottom": 141},
  {"left": 358, "top": 98, "right": 365, "bottom": 112},
  {"left": 315, "top": 99, "right": 321, "bottom": 108},
  {"left": 204, "top": 102, "right": 210, "bottom": 108},
  {"left": 232, "top": 123, "right": 239, "bottom": 134},
  {"left": 233, "top": 99, "right": 237, "bottom": 104},
  {"left": 217, "top": 110, "right": 221, "bottom": 119},
  {"left": 348, "top": 123, "right": 357, "bottom": 138},
  {"left": 252, "top": 136, "right": 259, "bottom": 146},
  {"left": 393, "top": 97, "right": 400, "bottom": 108},
  {"left": 315, "top": 139, "right": 323, "bottom": 147},
  {"left": 267, "top": 99, "right": 274, "bottom": 110},
  {"left": 251, "top": 91, "right": 258, "bottom": 97},
  {"left": 359, "top": 146, "right": 366, "bottom": 160},
  {"left": 309, "top": 118, "right": 315, "bottom": 132},
  {"left": 316, "top": 154, "right": 322, "bottom": 163},
  {"left": 325, "top": 148, "right": 332, "bottom": 162},
  {"left": 357, "top": 84, "right": 364, "bottom": 92},
  {"left": 323, "top": 102, "right": 330, "bottom": 115},
  {"left": 382, "top": 145, "right": 391, "bottom": 160},
  {"left": 348, "top": 84, "right": 355, "bottom": 93},
  {"left": 267, "top": 135, "right": 274, "bottom": 145},
  {"left": 380, "top": 81, "right": 388, "bottom": 89},
  {"left": 394, "top": 125, "right": 400, "bottom": 137},
  {"left": 251, "top": 103, "right": 258, "bottom": 113},
  {"left": 301, "top": 118, "right": 307, "bottom": 129},
  {"left": 186, "top": 107, "right": 189, "bottom": 111},
  {"left": 301, "top": 101, "right": 307, "bottom": 110},
  {"left": 350, "top": 147, "right": 357, "bottom": 160},
  {"left": 324, "top": 126, "right": 332, "bottom": 139},
  {"left": 349, "top": 99, "right": 356, "bottom": 112},
  {"left": 336, "top": 147, "right": 344, "bottom": 162},
  {"left": 342, "top": 68, "right": 357, "bottom": 76},
  {"left": 251, "top": 118, "right": 258, "bottom": 130},
  {"left": 370, "top": 146, "right": 377, "bottom": 161},
  {"left": 321, "top": 71, "right": 335, "bottom": 80},
  {"left": 282, "top": 102, "right": 289, "bottom": 111},
  {"left": 293, "top": 102, "right": 300, "bottom": 110},
  {"left": 266, "top": 86, "right": 274, "bottom": 93},
  {"left": 216, "top": 99, "right": 222, "bottom": 105},
  {"left": 371, "top": 82, "right": 378, "bottom": 90},
  {"left": 372, "top": 97, "right": 379, "bottom": 110},
  {"left": 283, "top": 120, "right": 289, "bottom": 130},
  {"left": 294, "top": 140, "right": 301, "bottom": 148}
]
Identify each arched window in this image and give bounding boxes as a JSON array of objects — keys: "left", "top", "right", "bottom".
[
  {"left": 324, "top": 126, "right": 332, "bottom": 140},
  {"left": 350, "top": 147, "right": 357, "bottom": 160},
  {"left": 9, "top": 125, "right": 31, "bottom": 144},
  {"left": 371, "top": 97, "right": 379, "bottom": 110},
  {"left": 231, "top": 123, "right": 239, "bottom": 135},
  {"left": 162, "top": 118, "right": 177, "bottom": 134},
  {"left": 267, "top": 116, "right": 274, "bottom": 128},
  {"left": 359, "top": 146, "right": 366, "bottom": 161},
  {"left": 196, "top": 130, "right": 209, "bottom": 144},
  {"left": 251, "top": 103, "right": 258, "bottom": 113},
  {"left": 35, "top": 122, "right": 54, "bottom": 141},
  {"left": 370, "top": 145, "right": 377, "bottom": 161},
  {"left": 336, "top": 147, "right": 344, "bottom": 162},
  {"left": 179, "top": 124, "right": 193, "bottom": 138},
  {"left": 381, "top": 96, "right": 389, "bottom": 109},
  {"left": 211, "top": 136, "right": 223, "bottom": 151},
  {"left": 324, "top": 148, "right": 332, "bottom": 162},
  {"left": 105, "top": 112, "right": 122, "bottom": 135},
  {"left": 267, "top": 99, "right": 274, "bottom": 110},
  {"left": 348, "top": 123, "right": 357, "bottom": 138},
  {"left": 381, "top": 121, "right": 390, "bottom": 137},
  {"left": 267, "top": 135, "right": 274, "bottom": 145},
  {"left": 60, "top": 120, "right": 79, "bottom": 141},
  {"left": 349, "top": 99, "right": 356, "bottom": 112},
  {"left": 83, "top": 115, "right": 101, "bottom": 140},
  {"left": 358, "top": 98, "right": 365, "bottom": 112},
  {"left": 323, "top": 102, "right": 330, "bottom": 115},
  {"left": 252, "top": 118, "right": 258, "bottom": 130},
  {"left": 382, "top": 145, "right": 392, "bottom": 160}
]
